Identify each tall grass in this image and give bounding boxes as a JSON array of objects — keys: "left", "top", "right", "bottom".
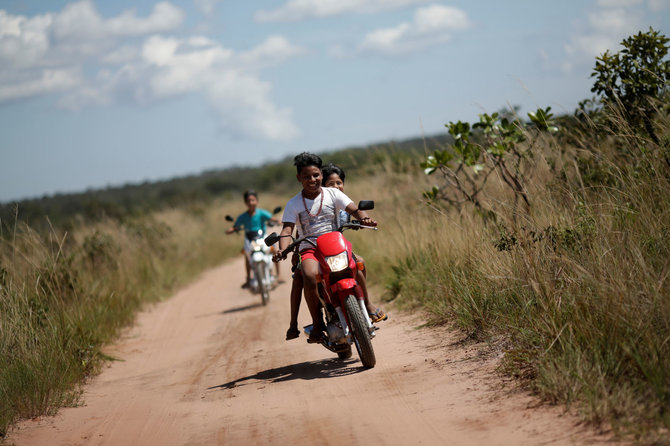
[
  {"left": 351, "top": 111, "right": 670, "bottom": 442},
  {"left": 0, "top": 195, "right": 288, "bottom": 436}
]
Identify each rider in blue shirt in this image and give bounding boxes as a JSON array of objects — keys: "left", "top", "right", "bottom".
[
  {"left": 227, "top": 190, "right": 279, "bottom": 288},
  {"left": 233, "top": 207, "right": 273, "bottom": 233}
]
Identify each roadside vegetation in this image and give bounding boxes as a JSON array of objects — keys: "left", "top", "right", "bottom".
[
  {"left": 0, "top": 198, "right": 277, "bottom": 436},
  {"left": 354, "top": 28, "right": 669, "bottom": 444},
  {"left": 1, "top": 27, "right": 667, "bottom": 444}
]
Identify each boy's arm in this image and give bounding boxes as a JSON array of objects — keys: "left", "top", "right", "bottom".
[
  {"left": 345, "top": 202, "right": 377, "bottom": 227},
  {"left": 273, "top": 222, "right": 295, "bottom": 262},
  {"left": 226, "top": 214, "right": 244, "bottom": 234},
  {"left": 333, "top": 189, "right": 376, "bottom": 226},
  {"left": 262, "top": 209, "right": 280, "bottom": 226}
]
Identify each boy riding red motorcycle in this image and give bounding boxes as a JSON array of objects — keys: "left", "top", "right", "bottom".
[{"left": 269, "top": 152, "right": 379, "bottom": 367}]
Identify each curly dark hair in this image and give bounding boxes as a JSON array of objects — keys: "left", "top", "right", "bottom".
[
  {"left": 321, "top": 162, "right": 345, "bottom": 183},
  {"left": 293, "top": 152, "right": 322, "bottom": 174}
]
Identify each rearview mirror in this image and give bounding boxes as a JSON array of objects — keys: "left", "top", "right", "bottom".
[
  {"left": 265, "top": 232, "right": 280, "bottom": 246},
  {"left": 272, "top": 206, "right": 282, "bottom": 215},
  {"left": 358, "top": 200, "right": 374, "bottom": 211},
  {"left": 225, "top": 215, "right": 234, "bottom": 222}
]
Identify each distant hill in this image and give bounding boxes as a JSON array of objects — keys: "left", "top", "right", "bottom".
[{"left": 1, "top": 133, "right": 452, "bottom": 235}]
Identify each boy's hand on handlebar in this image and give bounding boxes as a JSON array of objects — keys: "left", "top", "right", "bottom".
[
  {"left": 272, "top": 251, "right": 287, "bottom": 263},
  {"left": 359, "top": 216, "right": 377, "bottom": 227}
]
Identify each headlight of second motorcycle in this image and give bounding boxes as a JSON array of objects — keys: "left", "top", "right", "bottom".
[{"left": 325, "top": 251, "right": 349, "bottom": 272}]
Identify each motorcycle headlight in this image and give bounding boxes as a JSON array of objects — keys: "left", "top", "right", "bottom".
[{"left": 325, "top": 251, "right": 349, "bottom": 272}]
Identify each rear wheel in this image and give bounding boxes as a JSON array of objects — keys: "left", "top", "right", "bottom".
[
  {"left": 255, "top": 263, "right": 269, "bottom": 305},
  {"left": 344, "top": 295, "right": 376, "bottom": 368}
]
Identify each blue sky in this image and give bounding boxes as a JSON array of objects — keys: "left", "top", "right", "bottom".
[{"left": 1, "top": 0, "right": 668, "bottom": 202}]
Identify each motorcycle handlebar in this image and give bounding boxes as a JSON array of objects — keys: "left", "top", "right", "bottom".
[
  {"left": 266, "top": 223, "right": 378, "bottom": 261},
  {"left": 341, "top": 221, "right": 378, "bottom": 231},
  {"left": 275, "top": 235, "right": 315, "bottom": 260}
]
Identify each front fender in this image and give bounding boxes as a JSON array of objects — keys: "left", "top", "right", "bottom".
[
  {"left": 331, "top": 279, "right": 363, "bottom": 304},
  {"left": 333, "top": 278, "right": 357, "bottom": 292},
  {"left": 251, "top": 251, "right": 265, "bottom": 263}
]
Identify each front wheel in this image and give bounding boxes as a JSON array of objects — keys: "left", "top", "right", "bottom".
[
  {"left": 344, "top": 295, "right": 376, "bottom": 368},
  {"left": 254, "top": 262, "right": 269, "bottom": 305}
]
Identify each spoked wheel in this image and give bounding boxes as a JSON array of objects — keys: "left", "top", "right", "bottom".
[
  {"left": 344, "top": 295, "right": 376, "bottom": 368},
  {"left": 255, "top": 263, "right": 269, "bottom": 305}
]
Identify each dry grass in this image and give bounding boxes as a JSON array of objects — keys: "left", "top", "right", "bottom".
[
  {"left": 345, "top": 111, "right": 670, "bottom": 443},
  {"left": 0, "top": 196, "right": 274, "bottom": 436}
]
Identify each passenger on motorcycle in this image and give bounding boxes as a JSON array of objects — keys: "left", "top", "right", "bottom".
[
  {"left": 226, "top": 189, "right": 280, "bottom": 288},
  {"left": 273, "top": 152, "right": 377, "bottom": 344},
  {"left": 285, "top": 162, "right": 386, "bottom": 340},
  {"left": 322, "top": 163, "right": 387, "bottom": 323}
]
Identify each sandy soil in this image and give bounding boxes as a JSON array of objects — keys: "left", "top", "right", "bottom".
[{"left": 7, "top": 258, "right": 613, "bottom": 445}]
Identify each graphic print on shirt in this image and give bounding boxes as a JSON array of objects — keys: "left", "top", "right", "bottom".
[{"left": 282, "top": 188, "right": 353, "bottom": 251}]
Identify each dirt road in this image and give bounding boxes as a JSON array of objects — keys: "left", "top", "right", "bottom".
[{"left": 9, "top": 258, "right": 610, "bottom": 445}]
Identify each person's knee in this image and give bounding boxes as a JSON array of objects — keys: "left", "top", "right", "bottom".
[
  {"left": 303, "top": 272, "right": 318, "bottom": 288},
  {"left": 301, "top": 261, "right": 319, "bottom": 287}
]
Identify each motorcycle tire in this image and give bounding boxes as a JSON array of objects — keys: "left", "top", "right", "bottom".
[
  {"left": 255, "top": 262, "right": 269, "bottom": 305},
  {"left": 344, "top": 295, "right": 376, "bottom": 368}
]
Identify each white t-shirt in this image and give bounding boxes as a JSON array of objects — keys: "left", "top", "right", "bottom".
[{"left": 282, "top": 187, "right": 353, "bottom": 251}]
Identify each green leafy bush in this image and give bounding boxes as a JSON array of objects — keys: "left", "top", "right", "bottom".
[
  {"left": 591, "top": 27, "right": 670, "bottom": 144},
  {"left": 421, "top": 107, "right": 557, "bottom": 222}
]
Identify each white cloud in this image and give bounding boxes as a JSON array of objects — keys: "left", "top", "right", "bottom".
[
  {"left": 58, "top": 63, "right": 151, "bottom": 109},
  {"left": 596, "top": 0, "right": 643, "bottom": 6},
  {"left": 194, "top": 0, "right": 222, "bottom": 15},
  {"left": 207, "top": 74, "right": 299, "bottom": 140},
  {"left": 357, "top": 4, "right": 469, "bottom": 56},
  {"left": 0, "top": 11, "right": 52, "bottom": 70},
  {"left": 58, "top": 34, "right": 302, "bottom": 141},
  {"left": 137, "top": 35, "right": 301, "bottom": 140},
  {"left": 238, "top": 35, "right": 307, "bottom": 71},
  {"left": 0, "top": 2, "right": 303, "bottom": 142},
  {"left": 588, "top": 8, "right": 631, "bottom": 34},
  {"left": 101, "top": 45, "right": 141, "bottom": 65},
  {"left": 562, "top": 6, "right": 643, "bottom": 73},
  {"left": 255, "top": 0, "right": 430, "bottom": 22},
  {"left": 0, "top": 1, "right": 184, "bottom": 73},
  {"left": 105, "top": 2, "right": 183, "bottom": 36},
  {"left": 561, "top": 0, "right": 670, "bottom": 74},
  {"left": 0, "top": 68, "right": 81, "bottom": 102},
  {"left": 52, "top": 1, "right": 183, "bottom": 41}
]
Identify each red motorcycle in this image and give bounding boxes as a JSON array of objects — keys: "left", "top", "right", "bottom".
[{"left": 264, "top": 201, "right": 378, "bottom": 368}]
